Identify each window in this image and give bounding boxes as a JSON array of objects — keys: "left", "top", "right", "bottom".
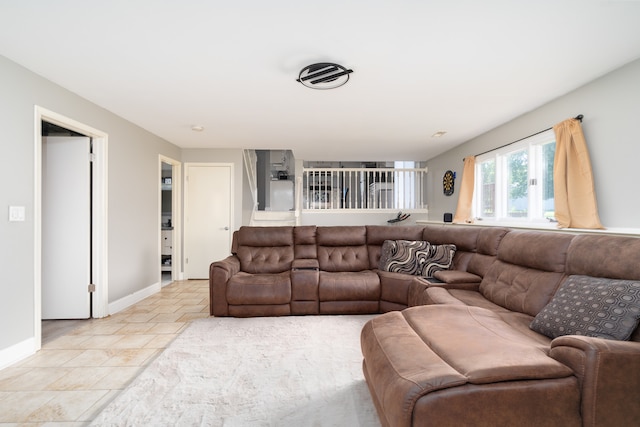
[{"left": 474, "top": 130, "right": 556, "bottom": 223}]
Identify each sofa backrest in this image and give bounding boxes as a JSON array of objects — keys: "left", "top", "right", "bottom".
[
  {"left": 235, "top": 226, "right": 294, "bottom": 274},
  {"left": 365, "top": 225, "right": 425, "bottom": 269},
  {"left": 565, "top": 234, "right": 640, "bottom": 342},
  {"left": 316, "top": 226, "right": 370, "bottom": 272},
  {"left": 294, "top": 225, "right": 317, "bottom": 259},
  {"left": 469, "top": 227, "right": 511, "bottom": 277},
  {"left": 422, "top": 224, "right": 479, "bottom": 268},
  {"left": 566, "top": 234, "right": 640, "bottom": 279},
  {"left": 480, "top": 230, "right": 574, "bottom": 317},
  {"left": 421, "top": 225, "right": 510, "bottom": 276}
]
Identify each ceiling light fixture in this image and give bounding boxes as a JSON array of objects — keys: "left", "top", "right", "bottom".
[
  {"left": 431, "top": 131, "right": 447, "bottom": 138},
  {"left": 297, "top": 62, "right": 353, "bottom": 90},
  {"left": 191, "top": 125, "right": 204, "bottom": 132}
]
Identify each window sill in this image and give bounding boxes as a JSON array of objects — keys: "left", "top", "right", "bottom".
[{"left": 415, "top": 220, "right": 640, "bottom": 237}]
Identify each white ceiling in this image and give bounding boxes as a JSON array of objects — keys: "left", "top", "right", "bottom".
[{"left": 1, "top": 0, "right": 640, "bottom": 161}]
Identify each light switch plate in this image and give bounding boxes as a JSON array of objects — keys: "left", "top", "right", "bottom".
[{"left": 9, "top": 206, "right": 26, "bottom": 222}]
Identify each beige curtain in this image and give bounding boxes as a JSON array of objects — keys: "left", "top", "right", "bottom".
[
  {"left": 453, "top": 156, "right": 476, "bottom": 223},
  {"left": 553, "top": 118, "right": 603, "bottom": 229}
]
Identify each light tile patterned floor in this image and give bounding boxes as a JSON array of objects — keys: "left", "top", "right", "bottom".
[{"left": 0, "top": 279, "right": 209, "bottom": 426}]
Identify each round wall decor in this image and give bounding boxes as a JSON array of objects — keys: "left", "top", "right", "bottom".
[{"left": 443, "top": 170, "right": 455, "bottom": 196}]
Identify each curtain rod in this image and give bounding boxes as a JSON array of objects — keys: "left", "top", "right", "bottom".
[{"left": 464, "top": 114, "right": 583, "bottom": 161}]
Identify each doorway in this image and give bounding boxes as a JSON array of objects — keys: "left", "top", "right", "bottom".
[
  {"left": 34, "top": 106, "right": 108, "bottom": 351},
  {"left": 42, "top": 130, "right": 92, "bottom": 319},
  {"left": 184, "top": 163, "right": 233, "bottom": 279},
  {"left": 159, "top": 156, "right": 181, "bottom": 284}
]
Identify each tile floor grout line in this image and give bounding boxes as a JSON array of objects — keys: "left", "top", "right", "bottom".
[{"left": 0, "top": 279, "right": 209, "bottom": 424}]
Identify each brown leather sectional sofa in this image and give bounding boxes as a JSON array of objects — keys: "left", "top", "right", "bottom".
[
  {"left": 209, "top": 224, "right": 508, "bottom": 317},
  {"left": 209, "top": 224, "right": 640, "bottom": 426}
]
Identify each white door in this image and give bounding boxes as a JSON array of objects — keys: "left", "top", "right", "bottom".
[
  {"left": 42, "top": 136, "right": 91, "bottom": 319},
  {"left": 185, "top": 164, "right": 232, "bottom": 279}
]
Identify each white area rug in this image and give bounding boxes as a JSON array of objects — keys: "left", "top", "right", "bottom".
[{"left": 90, "top": 315, "right": 380, "bottom": 427}]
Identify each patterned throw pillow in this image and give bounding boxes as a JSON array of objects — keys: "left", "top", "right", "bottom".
[
  {"left": 379, "top": 240, "right": 456, "bottom": 278},
  {"left": 418, "top": 244, "right": 457, "bottom": 278},
  {"left": 530, "top": 275, "right": 640, "bottom": 341}
]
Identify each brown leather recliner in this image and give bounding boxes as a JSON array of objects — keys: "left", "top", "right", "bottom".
[
  {"left": 316, "top": 226, "right": 380, "bottom": 314},
  {"left": 210, "top": 226, "right": 294, "bottom": 317}
]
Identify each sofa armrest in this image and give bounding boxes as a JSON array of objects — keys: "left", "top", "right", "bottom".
[
  {"left": 407, "top": 277, "right": 429, "bottom": 306},
  {"left": 433, "top": 269, "right": 481, "bottom": 284},
  {"left": 291, "top": 259, "right": 320, "bottom": 315},
  {"left": 407, "top": 277, "right": 464, "bottom": 306},
  {"left": 292, "top": 258, "right": 319, "bottom": 270},
  {"left": 209, "top": 255, "right": 241, "bottom": 316},
  {"left": 550, "top": 335, "right": 640, "bottom": 427},
  {"left": 431, "top": 270, "right": 482, "bottom": 291}
]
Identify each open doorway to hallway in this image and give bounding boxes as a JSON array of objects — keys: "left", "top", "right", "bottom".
[
  {"left": 159, "top": 156, "right": 181, "bottom": 286},
  {"left": 41, "top": 121, "right": 92, "bottom": 320},
  {"left": 35, "top": 106, "right": 109, "bottom": 351}
]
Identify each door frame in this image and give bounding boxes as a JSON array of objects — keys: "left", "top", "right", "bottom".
[
  {"left": 159, "top": 155, "right": 182, "bottom": 282},
  {"left": 183, "top": 162, "right": 234, "bottom": 279},
  {"left": 34, "top": 106, "right": 109, "bottom": 351}
]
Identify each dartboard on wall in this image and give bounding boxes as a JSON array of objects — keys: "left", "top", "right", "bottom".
[{"left": 443, "top": 170, "right": 455, "bottom": 196}]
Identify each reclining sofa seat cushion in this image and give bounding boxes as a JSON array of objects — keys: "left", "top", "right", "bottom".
[
  {"left": 420, "top": 230, "right": 574, "bottom": 342},
  {"left": 361, "top": 305, "right": 581, "bottom": 427},
  {"left": 226, "top": 226, "right": 294, "bottom": 316},
  {"left": 366, "top": 225, "right": 425, "bottom": 312},
  {"left": 316, "top": 226, "right": 380, "bottom": 314}
]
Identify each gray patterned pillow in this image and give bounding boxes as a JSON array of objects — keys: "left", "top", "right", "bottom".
[
  {"left": 530, "top": 275, "right": 640, "bottom": 341},
  {"left": 379, "top": 240, "right": 456, "bottom": 278}
]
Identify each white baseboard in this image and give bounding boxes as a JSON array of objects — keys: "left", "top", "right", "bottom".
[
  {"left": 0, "top": 282, "right": 162, "bottom": 371},
  {"left": 108, "top": 281, "right": 161, "bottom": 315},
  {"left": 0, "top": 337, "right": 36, "bottom": 371}
]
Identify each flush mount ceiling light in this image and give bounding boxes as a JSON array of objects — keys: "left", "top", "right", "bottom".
[
  {"left": 297, "top": 62, "right": 353, "bottom": 90},
  {"left": 191, "top": 125, "right": 204, "bottom": 132},
  {"left": 431, "top": 131, "right": 447, "bottom": 138}
]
